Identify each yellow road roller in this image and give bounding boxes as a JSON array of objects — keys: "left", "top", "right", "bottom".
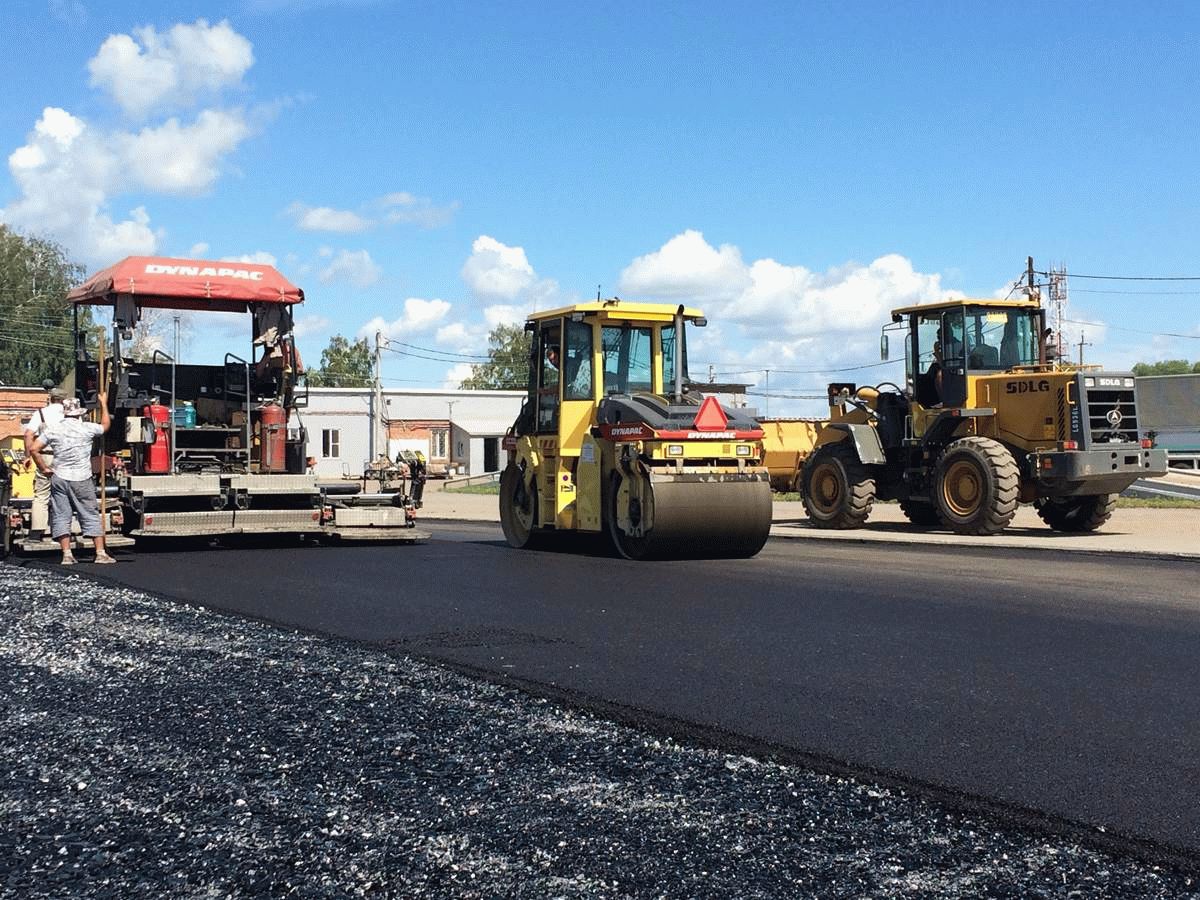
[{"left": 499, "top": 300, "right": 772, "bottom": 559}]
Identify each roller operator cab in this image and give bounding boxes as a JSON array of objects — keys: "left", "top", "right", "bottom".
[
  {"left": 499, "top": 300, "right": 773, "bottom": 560},
  {"left": 801, "top": 297, "right": 1168, "bottom": 535}
]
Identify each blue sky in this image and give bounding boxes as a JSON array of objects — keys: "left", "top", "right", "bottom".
[{"left": 2, "top": 0, "right": 1198, "bottom": 412}]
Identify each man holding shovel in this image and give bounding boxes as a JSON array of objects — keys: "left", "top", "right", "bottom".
[{"left": 29, "top": 392, "right": 115, "bottom": 565}]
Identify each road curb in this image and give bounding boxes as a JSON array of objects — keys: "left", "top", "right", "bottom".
[{"left": 767, "top": 525, "right": 1200, "bottom": 562}]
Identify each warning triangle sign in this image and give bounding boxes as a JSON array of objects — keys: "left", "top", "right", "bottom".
[{"left": 692, "top": 395, "right": 729, "bottom": 431}]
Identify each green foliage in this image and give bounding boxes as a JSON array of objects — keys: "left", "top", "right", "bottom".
[
  {"left": 0, "top": 226, "right": 87, "bottom": 386},
  {"left": 307, "top": 334, "right": 374, "bottom": 387},
  {"left": 1131, "top": 359, "right": 1199, "bottom": 376},
  {"left": 459, "top": 323, "right": 531, "bottom": 390}
]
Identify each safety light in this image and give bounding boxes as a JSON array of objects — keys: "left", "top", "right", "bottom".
[
  {"left": 1061, "top": 440, "right": 1078, "bottom": 450},
  {"left": 1140, "top": 439, "right": 1153, "bottom": 449},
  {"left": 667, "top": 444, "right": 684, "bottom": 457}
]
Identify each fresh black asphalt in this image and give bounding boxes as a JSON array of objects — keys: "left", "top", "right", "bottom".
[{"left": 52, "top": 526, "right": 1200, "bottom": 861}]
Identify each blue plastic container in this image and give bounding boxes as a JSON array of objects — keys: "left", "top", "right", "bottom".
[{"left": 172, "top": 401, "right": 196, "bottom": 428}]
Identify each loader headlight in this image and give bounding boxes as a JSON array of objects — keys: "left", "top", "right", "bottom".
[
  {"left": 735, "top": 444, "right": 752, "bottom": 457},
  {"left": 667, "top": 444, "right": 684, "bottom": 457}
]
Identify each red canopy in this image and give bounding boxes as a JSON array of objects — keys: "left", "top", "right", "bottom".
[{"left": 68, "top": 256, "right": 304, "bottom": 313}]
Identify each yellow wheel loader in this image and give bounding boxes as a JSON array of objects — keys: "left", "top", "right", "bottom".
[
  {"left": 499, "top": 300, "right": 772, "bottom": 559},
  {"left": 800, "top": 292, "right": 1168, "bottom": 535}
]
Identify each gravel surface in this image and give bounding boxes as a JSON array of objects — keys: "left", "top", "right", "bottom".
[{"left": 1, "top": 564, "right": 1196, "bottom": 898}]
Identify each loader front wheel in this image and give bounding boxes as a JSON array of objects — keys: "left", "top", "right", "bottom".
[
  {"left": 1035, "top": 493, "right": 1117, "bottom": 533},
  {"left": 499, "top": 464, "right": 540, "bottom": 549},
  {"left": 933, "top": 437, "right": 1019, "bottom": 535},
  {"left": 801, "top": 441, "right": 875, "bottom": 529}
]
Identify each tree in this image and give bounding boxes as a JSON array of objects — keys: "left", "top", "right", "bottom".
[
  {"left": 1131, "top": 359, "right": 1198, "bottom": 376},
  {"left": 459, "top": 323, "right": 531, "bottom": 390},
  {"left": 0, "top": 226, "right": 87, "bottom": 386},
  {"left": 306, "top": 334, "right": 374, "bottom": 387}
]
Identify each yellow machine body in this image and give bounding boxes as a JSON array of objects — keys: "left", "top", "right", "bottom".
[{"left": 499, "top": 300, "right": 773, "bottom": 559}]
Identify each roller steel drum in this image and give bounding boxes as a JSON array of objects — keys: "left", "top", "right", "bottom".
[{"left": 608, "top": 471, "right": 772, "bottom": 561}]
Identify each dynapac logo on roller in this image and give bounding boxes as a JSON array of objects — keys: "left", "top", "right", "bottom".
[
  {"left": 145, "top": 264, "right": 264, "bottom": 281},
  {"left": 1005, "top": 379, "right": 1051, "bottom": 394}
]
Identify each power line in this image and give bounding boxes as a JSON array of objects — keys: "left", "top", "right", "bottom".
[
  {"left": 1062, "top": 317, "right": 1200, "bottom": 340},
  {"left": 1070, "top": 288, "right": 1200, "bottom": 296},
  {"left": 1036, "top": 270, "right": 1200, "bottom": 282}
]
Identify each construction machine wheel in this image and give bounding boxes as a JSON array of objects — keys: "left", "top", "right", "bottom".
[
  {"left": 499, "top": 464, "right": 540, "bottom": 549},
  {"left": 1034, "top": 493, "right": 1117, "bottom": 533},
  {"left": 899, "top": 497, "right": 940, "bottom": 527},
  {"left": 0, "top": 481, "right": 10, "bottom": 560},
  {"left": 801, "top": 441, "right": 875, "bottom": 529},
  {"left": 607, "top": 470, "right": 772, "bottom": 561},
  {"left": 933, "top": 437, "right": 1019, "bottom": 535}
]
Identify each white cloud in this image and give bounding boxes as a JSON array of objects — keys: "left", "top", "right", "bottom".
[
  {"left": 188, "top": 241, "right": 210, "bottom": 257},
  {"left": 358, "top": 297, "right": 452, "bottom": 340},
  {"left": 441, "top": 362, "right": 475, "bottom": 390},
  {"left": 482, "top": 304, "right": 524, "bottom": 327},
  {"left": 88, "top": 19, "right": 254, "bottom": 118},
  {"left": 1, "top": 19, "right": 256, "bottom": 266},
  {"left": 318, "top": 249, "right": 382, "bottom": 288},
  {"left": 619, "top": 229, "right": 752, "bottom": 302},
  {"left": 379, "top": 191, "right": 460, "bottom": 229},
  {"left": 287, "top": 202, "right": 371, "bottom": 233},
  {"left": 222, "top": 251, "right": 277, "bottom": 266},
  {"left": 294, "top": 314, "right": 330, "bottom": 338},
  {"left": 620, "top": 231, "right": 957, "bottom": 341},
  {"left": 461, "top": 235, "right": 537, "bottom": 301}
]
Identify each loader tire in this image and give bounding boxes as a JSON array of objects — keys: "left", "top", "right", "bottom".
[
  {"left": 801, "top": 440, "right": 875, "bottom": 529},
  {"left": 933, "top": 437, "right": 1019, "bottom": 535},
  {"left": 899, "top": 497, "right": 940, "bottom": 527},
  {"left": 499, "top": 464, "right": 541, "bottom": 549},
  {"left": 1035, "top": 493, "right": 1117, "bottom": 533}
]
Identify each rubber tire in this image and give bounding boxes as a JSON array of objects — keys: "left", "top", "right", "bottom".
[
  {"left": 1035, "top": 493, "right": 1117, "bottom": 533},
  {"left": 933, "top": 436, "right": 1019, "bottom": 535},
  {"left": 0, "top": 480, "right": 10, "bottom": 559},
  {"left": 499, "top": 464, "right": 540, "bottom": 549},
  {"left": 899, "top": 497, "right": 941, "bottom": 527},
  {"left": 801, "top": 441, "right": 876, "bottom": 529}
]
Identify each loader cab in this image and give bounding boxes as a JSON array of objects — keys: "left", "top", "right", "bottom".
[{"left": 899, "top": 301, "right": 1045, "bottom": 410}]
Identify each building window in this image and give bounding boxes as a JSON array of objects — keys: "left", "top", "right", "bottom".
[
  {"left": 431, "top": 429, "right": 448, "bottom": 459},
  {"left": 322, "top": 428, "right": 340, "bottom": 458}
]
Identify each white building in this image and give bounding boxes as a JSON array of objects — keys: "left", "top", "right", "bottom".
[{"left": 299, "top": 387, "right": 524, "bottom": 479}]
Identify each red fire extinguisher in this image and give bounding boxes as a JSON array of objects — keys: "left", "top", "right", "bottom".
[{"left": 143, "top": 403, "right": 171, "bottom": 473}]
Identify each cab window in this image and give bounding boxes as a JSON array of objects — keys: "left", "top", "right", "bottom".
[
  {"left": 535, "top": 322, "right": 561, "bottom": 431},
  {"left": 563, "top": 319, "right": 593, "bottom": 401},
  {"left": 601, "top": 325, "right": 653, "bottom": 394}
]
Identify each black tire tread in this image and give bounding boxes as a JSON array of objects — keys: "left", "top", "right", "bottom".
[
  {"left": 801, "top": 440, "right": 876, "bottom": 530},
  {"left": 1035, "top": 493, "right": 1118, "bottom": 533},
  {"left": 934, "top": 436, "right": 1020, "bottom": 536}
]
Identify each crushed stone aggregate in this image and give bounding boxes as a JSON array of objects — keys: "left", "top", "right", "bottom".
[{"left": 0, "top": 564, "right": 1196, "bottom": 898}]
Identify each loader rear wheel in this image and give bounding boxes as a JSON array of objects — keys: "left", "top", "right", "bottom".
[
  {"left": 933, "top": 437, "right": 1019, "bottom": 535},
  {"left": 1035, "top": 493, "right": 1117, "bottom": 533},
  {"left": 801, "top": 441, "right": 875, "bottom": 529},
  {"left": 899, "top": 497, "right": 940, "bottom": 527},
  {"left": 499, "top": 464, "right": 540, "bottom": 549}
]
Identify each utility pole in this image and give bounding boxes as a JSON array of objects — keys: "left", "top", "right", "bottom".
[
  {"left": 708, "top": 364, "right": 715, "bottom": 384},
  {"left": 373, "top": 331, "right": 384, "bottom": 463},
  {"left": 764, "top": 369, "right": 771, "bottom": 417},
  {"left": 1076, "top": 331, "right": 1092, "bottom": 367}
]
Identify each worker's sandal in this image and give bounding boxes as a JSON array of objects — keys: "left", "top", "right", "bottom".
[
  {"left": 93, "top": 554, "right": 116, "bottom": 565},
  {"left": 60, "top": 554, "right": 77, "bottom": 566}
]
